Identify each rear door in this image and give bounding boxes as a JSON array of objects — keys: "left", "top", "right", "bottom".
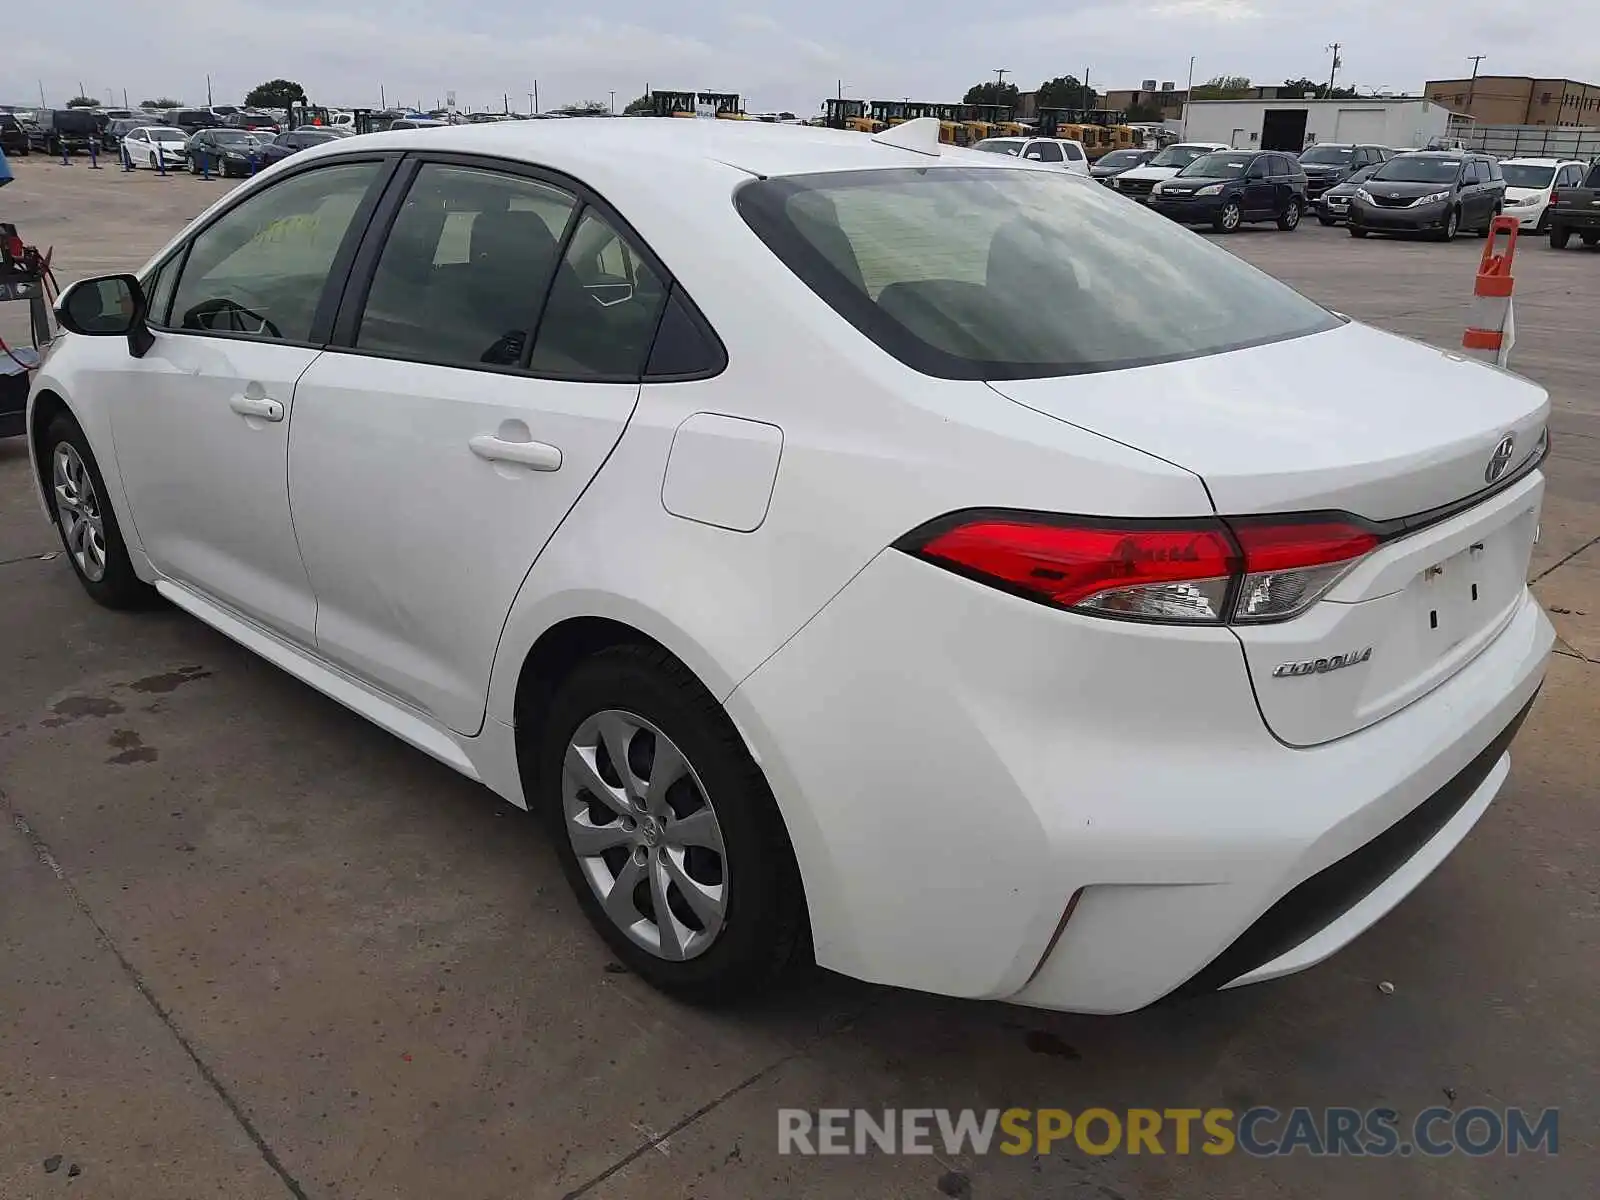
[{"left": 287, "top": 157, "right": 669, "bottom": 734}]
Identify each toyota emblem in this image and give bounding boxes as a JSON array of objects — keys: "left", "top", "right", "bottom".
[{"left": 1485, "top": 434, "right": 1516, "bottom": 484}]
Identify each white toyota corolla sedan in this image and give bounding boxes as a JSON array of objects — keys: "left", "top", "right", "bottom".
[{"left": 28, "top": 117, "right": 1553, "bottom": 1013}]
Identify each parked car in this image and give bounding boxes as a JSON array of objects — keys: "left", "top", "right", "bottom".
[
  {"left": 102, "top": 117, "right": 144, "bottom": 150},
  {"left": 1348, "top": 151, "right": 1504, "bottom": 241},
  {"left": 1107, "top": 141, "right": 1229, "bottom": 200},
  {"left": 1149, "top": 149, "right": 1308, "bottom": 232},
  {"left": 385, "top": 117, "right": 449, "bottom": 130},
  {"left": 0, "top": 113, "right": 29, "bottom": 156},
  {"left": 256, "top": 126, "right": 350, "bottom": 164},
  {"left": 167, "top": 108, "right": 224, "bottom": 135},
  {"left": 1498, "top": 158, "right": 1588, "bottom": 232},
  {"left": 1295, "top": 143, "right": 1392, "bottom": 205},
  {"left": 30, "top": 119, "right": 1554, "bottom": 1014},
  {"left": 1315, "top": 163, "right": 1381, "bottom": 226},
  {"left": 186, "top": 128, "right": 269, "bottom": 176},
  {"left": 972, "top": 137, "right": 1091, "bottom": 177},
  {"left": 26, "top": 109, "right": 101, "bottom": 156},
  {"left": 223, "top": 111, "right": 280, "bottom": 133},
  {"left": 1089, "top": 147, "right": 1156, "bottom": 182},
  {"left": 120, "top": 126, "right": 190, "bottom": 169},
  {"left": 1544, "top": 160, "right": 1600, "bottom": 248}
]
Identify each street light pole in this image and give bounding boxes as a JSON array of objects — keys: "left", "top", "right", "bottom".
[
  {"left": 1183, "top": 55, "right": 1196, "bottom": 138},
  {"left": 609, "top": 90, "right": 616, "bottom": 114}
]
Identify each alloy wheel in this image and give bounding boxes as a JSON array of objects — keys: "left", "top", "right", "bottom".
[
  {"left": 52, "top": 443, "right": 107, "bottom": 582},
  {"left": 1284, "top": 201, "right": 1301, "bottom": 228},
  {"left": 562, "top": 709, "right": 728, "bottom": 961},
  {"left": 1221, "top": 203, "right": 1241, "bottom": 231}
]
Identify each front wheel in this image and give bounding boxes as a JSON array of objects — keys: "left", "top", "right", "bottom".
[
  {"left": 1212, "top": 200, "right": 1243, "bottom": 233},
  {"left": 43, "top": 413, "right": 153, "bottom": 609},
  {"left": 536, "top": 645, "right": 808, "bottom": 1003},
  {"left": 1277, "top": 199, "right": 1302, "bottom": 231},
  {"left": 1436, "top": 207, "right": 1460, "bottom": 242},
  {"left": 1349, "top": 225, "right": 1369, "bottom": 238},
  {"left": 1582, "top": 232, "right": 1600, "bottom": 248},
  {"left": 1318, "top": 215, "right": 1337, "bottom": 226},
  {"left": 1549, "top": 226, "right": 1571, "bottom": 249},
  {"left": 148, "top": 151, "right": 157, "bottom": 169}
]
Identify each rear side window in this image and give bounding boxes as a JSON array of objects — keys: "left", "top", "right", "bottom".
[
  {"left": 1062, "top": 143, "right": 1085, "bottom": 161},
  {"left": 528, "top": 209, "right": 669, "bottom": 379},
  {"left": 356, "top": 163, "right": 577, "bottom": 368},
  {"left": 736, "top": 167, "right": 1339, "bottom": 381}
]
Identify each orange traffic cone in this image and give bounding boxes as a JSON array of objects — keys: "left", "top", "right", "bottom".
[{"left": 1462, "top": 215, "right": 1519, "bottom": 368}]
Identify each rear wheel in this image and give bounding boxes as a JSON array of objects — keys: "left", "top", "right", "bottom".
[
  {"left": 1318, "top": 215, "right": 1337, "bottom": 226},
  {"left": 43, "top": 413, "right": 153, "bottom": 609},
  {"left": 1349, "top": 225, "right": 1368, "bottom": 238},
  {"left": 1583, "top": 232, "right": 1600, "bottom": 247},
  {"left": 1212, "top": 200, "right": 1243, "bottom": 233},
  {"left": 1475, "top": 206, "right": 1502, "bottom": 237},
  {"left": 1549, "top": 226, "right": 1571, "bottom": 249},
  {"left": 1277, "top": 199, "right": 1302, "bottom": 231},
  {"left": 535, "top": 645, "right": 808, "bottom": 1003}
]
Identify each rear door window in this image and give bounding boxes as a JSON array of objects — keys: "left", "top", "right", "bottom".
[
  {"left": 736, "top": 166, "right": 1339, "bottom": 381},
  {"left": 354, "top": 163, "right": 577, "bottom": 368}
]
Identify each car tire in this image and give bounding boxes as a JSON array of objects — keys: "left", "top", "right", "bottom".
[
  {"left": 1476, "top": 207, "right": 1501, "bottom": 237},
  {"left": 1318, "top": 215, "right": 1337, "bottom": 226},
  {"left": 148, "top": 152, "right": 157, "bottom": 170},
  {"left": 1535, "top": 210, "right": 1550, "bottom": 234},
  {"left": 1349, "top": 225, "right": 1368, "bottom": 238},
  {"left": 1212, "top": 200, "right": 1243, "bottom": 233},
  {"left": 42, "top": 412, "right": 154, "bottom": 610},
  {"left": 1436, "top": 207, "right": 1460, "bottom": 242},
  {"left": 1549, "top": 226, "right": 1571, "bottom": 249},
  {"left": 535, "top": 643, "right": 808, "bottom": 1004},
  {"left": 1582, "top": 233, "right": 1600, "bottom": 248},
  {"left": 1277, "top": 199, "right": 1302, "bottom": 231}
]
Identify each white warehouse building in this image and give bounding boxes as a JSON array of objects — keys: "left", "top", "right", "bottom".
[{"left": 1180, "top": 97, "right": 1453, "bottom": 152}]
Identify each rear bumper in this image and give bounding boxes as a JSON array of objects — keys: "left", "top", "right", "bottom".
[{"left": 729, "top": 550, "right": 1553, "bottom": 1014}]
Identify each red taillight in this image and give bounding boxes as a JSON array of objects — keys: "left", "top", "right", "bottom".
[
  {"left": 1550, "top": 190, "right": 1560, "bottom": 206},
  {"left": 900, "top": 511, "right": 1384, "bottom": 625}
]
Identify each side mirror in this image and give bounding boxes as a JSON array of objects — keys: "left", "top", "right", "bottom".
[{"left": 55, "top": 274, "right": 155, "bottom": 356}]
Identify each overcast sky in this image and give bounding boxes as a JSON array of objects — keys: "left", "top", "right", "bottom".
[{"left": 13, "top": 0, "right": 1600, "bottom": 115}]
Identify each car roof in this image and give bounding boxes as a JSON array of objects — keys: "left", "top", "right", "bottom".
[
  {"left": 1500, "top": 157, "right": 1573, "bottom": 165},
  {"left": 315, "top": 117, "right": 1046, "bottom": 183}
]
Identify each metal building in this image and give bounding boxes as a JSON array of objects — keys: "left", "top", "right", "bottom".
[{"left": 1180, "top": 97, "right": 1452, "bottom": 152}]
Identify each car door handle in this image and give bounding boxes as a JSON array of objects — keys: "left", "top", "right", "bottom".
[
  {"left": 468, "top": 434, "right": 562, "bottom": 472},
  {"left": 228, "top": 394, "right": 284, "bottom": 422}
]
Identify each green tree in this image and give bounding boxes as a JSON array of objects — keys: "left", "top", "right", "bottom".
[
  {"left": 622, "top": 93, "right": 654, "bottom": 115},
  {"left": 1036, "top": 75, "right": 1098, "bottom": 110},
  {"left": 962, "top": 81, "right": 1021, "bottom": 108},
  {"left": 1126, "top": 102, "right": 1166, "bottom": 123},
  {"left": 141, "top": 97, "right": 183, "bottom": 109},
  {"left": 66, "top": 96, "right": 100, "bottom": 108},
  {"left": 1281, "top": 76, "right": 1359, "bottom": 99},
  {"left": 1190, "top": 75, "right": 1252, "bottom": 100},
  {"left": 244, "top": 79, "right": 307, "bottom": 109}
]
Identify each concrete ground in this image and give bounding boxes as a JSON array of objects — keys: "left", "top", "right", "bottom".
[{"left": 1, "top": 158, "right": 1595, "bottom": 1200}]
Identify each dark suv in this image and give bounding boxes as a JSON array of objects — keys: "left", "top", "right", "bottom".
[
  {"left": 1148, "top": 149, "right": 1308, "bottom": 232},
  {"left": 0, "top": 113, "right": 28, "bottom": 156},
  {"left": 1296, "top": 143, "right": 1391, "bottom": 203},
  {"left": 1348, "top": 152, "right": 1505, "bottom": 242},
  {"left": 26, "top": 109, "right": 101, "bottom": 156},
  {"left": 168, "top": 108, "right": 224, "bottom": 135}
]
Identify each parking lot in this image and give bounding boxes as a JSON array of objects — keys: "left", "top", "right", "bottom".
[{"left": 1, "top": 155, "right": 1596, "bottom": 1200}]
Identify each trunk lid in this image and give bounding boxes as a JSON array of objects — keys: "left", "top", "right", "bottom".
[{"left": 990, "top": 321, "right": 1550, "bottom": 746}]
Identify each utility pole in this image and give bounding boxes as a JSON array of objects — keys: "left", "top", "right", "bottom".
[
  {"left": 1466, "top": 54, "right": 1485, "bottom": 115},
  {"left": 836, "top": 79, "right": 843, "bottom": 100},
  {"left": 1183, "top": 55, "right": 1196, "bottom": 138},
  {"left": 995, "top": 68, "right": 1009, "bottom": 86},
  {"left": 609, "top": 90, "right": 616, "bottom": 114},
  {"left": 528, "top": 92, "right": 534, "bottom": 115},
  {"left": 38, "top": 80, "right": 46, "bottom": 108},
  {"left": 123, "top": 88, "right": 129, "bottom": 108},
  {"left": 533, "top": 81, "right": 539, "bottom": 114},
  {"left": 380, "top": 85, "right": 386, "bottom": 109},
  {"left": 207, "top": 73, "right": 213, "bottom": 106},
  {"left": 1325, "top": 43, "right": 1342, "bottom": 97}
]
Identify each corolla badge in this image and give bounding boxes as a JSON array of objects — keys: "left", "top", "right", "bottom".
[
  {"left": 1273, "top": 647, "right": 1373, "bottom": 678},
  {"left": 1485, "top": 434, "right": 1516, "bottom": 484}
]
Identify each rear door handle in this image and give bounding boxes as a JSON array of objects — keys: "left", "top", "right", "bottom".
[
  {"left": 468, "top": 434, "right": 562, "bottom": 472},
  {"left": 228, "top": 394, "right": 284, "bottom": 422}
]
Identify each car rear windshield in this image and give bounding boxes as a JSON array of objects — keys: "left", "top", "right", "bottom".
[
  {"left": 1097, "top": 150, "right": 1146, "bottom": 169},
  {"left": 1148, "top": 145, "right": 1212, "bottom": 168},
  {"left": 1371, "top": 157, "right": 1461, "bottom": 183},
  {"left": 1499, "top": 164, "right": 1556, "bottom": 189},
  {"left": 1300, "top": 146, "right": 1354, "bottom": 164},
  {"left": 1178, "top": 153, "right": 1252, "bottom": 178},
  {"left": 735, "top": 167, "right": 1340, "bottom": 381}
]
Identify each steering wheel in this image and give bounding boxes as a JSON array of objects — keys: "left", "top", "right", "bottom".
[{"left": 182, "top": 296, "right": 282, "bottom": 339}]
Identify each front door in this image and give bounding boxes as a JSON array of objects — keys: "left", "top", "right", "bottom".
[
  {"left": 109, "top": 158, "right": 389, "bottom": 644},
  {"left": 1243, "top": 159, "right": 1276, "bottom": 217},
  {"left": 288, "top": 160, "right": 670, "bottom": 734}
]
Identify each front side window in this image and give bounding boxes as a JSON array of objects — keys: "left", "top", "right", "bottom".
[
  {"left": 1025, "top": 142, "right": 1063, "bottom": 162},
  {"left": 736, "top": 167, "right": 1340, "bottom": 381},
  {"left": 356, "top": 163, "right": 577, "bottom": 368},
  {"left": 166, "top": 160, "right": 383, "bottom": 342},
  {"left": 528, "top": 209, "right": 669, "bottom": 379}
]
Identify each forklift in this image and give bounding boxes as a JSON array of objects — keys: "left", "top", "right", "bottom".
[
  {"left": 824, "top": 98, "right": 883, "bottom": 134},
  {"left": 650, "top": 91, "right": 743, "bottom": 119},
  {"left": 286, "top": 104, "right": 377, "bottom": 135}
]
